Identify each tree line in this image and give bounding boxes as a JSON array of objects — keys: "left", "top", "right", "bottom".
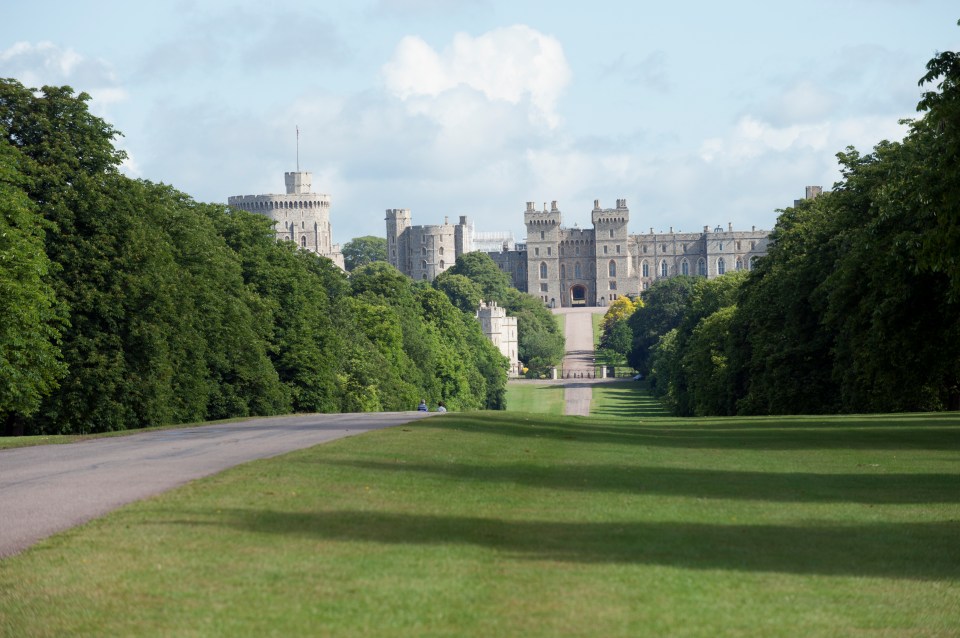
[
  {"left": 608, "top": 43, "right": 960, "bottom": 415},
  {"left": 0, "top": 79, "right": 516, "bottom": 435}
]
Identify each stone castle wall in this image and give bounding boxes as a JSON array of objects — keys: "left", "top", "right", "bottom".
[{"left": 229, "top": 171, "right": 344, "bottom": 269}]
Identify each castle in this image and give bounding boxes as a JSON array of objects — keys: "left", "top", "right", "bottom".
[
  {"left": 476, "top": 301, "right": 521, "bottom": 376},
  {"left": 228, "top": 172, "right": 345, "bottom": 269},
  {"left": 387, "top": 197, "right": 777, "bottom": 307}
]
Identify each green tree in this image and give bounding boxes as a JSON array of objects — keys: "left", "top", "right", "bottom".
[
  {"left": 433, "top": 273, "right": 483, "bottom": 314},
  {"left": 627, "top": 276, "right": 696, "bottom": 375},
  {"left": 0, "top": 134, "right": 66, "bottom": 428},
  {"left": 342, "top": 235, "right": 387, "bottom": 272},
  {"left": 442, "top": 251, "right": 513, "bottom": 302},
  {"left": 916, "top": 30, "right": 960, "bottom": 301}
]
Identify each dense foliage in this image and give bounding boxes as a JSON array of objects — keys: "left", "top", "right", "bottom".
[
  {"left": 630, "top": 40, "right": 960, "bottom": 415},
  {"left": 0, "top": 79, "right": 506, "bottom": 435},
  {"left": 341, "top": 235, "right": 387, "bottom": 272},
  {"left": 435, "top": 252, "right": 565, "bottom": 372},
  {"left": 597, "top": 296, "right": 642, "bottom": 365}
]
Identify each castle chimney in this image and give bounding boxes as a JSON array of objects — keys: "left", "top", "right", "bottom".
[
  {"left": 704, "top": 225, "right": 709, "bottom": 233},
  {"left": 551, "top": 200, "right": 558, "bottom": 212},
  {"left": 728, "top": 222, "right": 733, "bottom": 232},
  {"left": 526, "top": 202, "right": 534, "bottom": 212},
  {"left": 594, "top": 199, "right": 600, "bottom": 210}
]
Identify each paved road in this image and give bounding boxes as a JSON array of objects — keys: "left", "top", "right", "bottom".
[
  {"left": 0, "top": 411, "right": 434, "bottom": 558},
  {"left": 553, "top": 307, "right": 611, "bottom": 416}
]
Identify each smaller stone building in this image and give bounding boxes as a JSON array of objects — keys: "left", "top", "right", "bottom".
[
  {"left": 385, "top": 210, "right": 475, "bottom": 281},
  {"left": 476, "top": 301, "right": 521, "bottom": 377},
  {"left": 228, "top": 172, "right": 344, "bottom": 269}
]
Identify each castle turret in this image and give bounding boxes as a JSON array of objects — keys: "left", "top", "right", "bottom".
[
  {"left": 228, "top": 171, "right": 343, "bottom": 269},
  {"left": 385, "top": 208, "right": 412, "bottom": 271},
  {"left": 524, "top": 201, "right": 563, "bottom": 307},
  {"left": 591, "top": 198, "right": 631, "bottom": 304}
]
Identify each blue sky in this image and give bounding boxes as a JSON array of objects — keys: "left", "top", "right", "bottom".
[{"left": 2, "top": 0, "right": 957, "bottom": 245}]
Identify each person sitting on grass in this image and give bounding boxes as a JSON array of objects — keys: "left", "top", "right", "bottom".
[
  {"left": 436, "top": 401, "right": 447, "bottom": 413},
  {"left": 417, "top": 399, "right": 428, "bottom": 412}
]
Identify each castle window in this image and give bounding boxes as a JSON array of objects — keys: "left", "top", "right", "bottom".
[
  {"left": 616, "top": 244, "right": 621, "bottom": 254},
  {"left": 698, "top": 258, "right": 707, "bottom": 276},
  {"left": 608, "top": 260, "right": 616, "bottom": 277},
  {"left": 718, "top": 257, "right": 726, "bottom": 275},
  {"left": 575, "top": 246, "right": 580, "bottom": 256},
  {"left": 422, "top": 260, "right": 427, "bottom": 269},
  {"left": 539, "top": 262, "right": 548, "bottom": 279},
  {"left": 575, "top": 262, "right": 582, "bottom": 278},
  {"left": 440, "top": 260, "right": 445, "bottom": 269},
  {"left": 737, "top": 241, "right": 742, "bottom": 251},
  {"left": 642, "top": 261, "right": 649, "bottom": 277},
  {"left": 547, "top": 247, "right": 552, "bottom": 256},
  {"left": 736, "top": 258, "right": 743, "bottom": 271},
  {"left": 609, "top": 229, "right": 614, "bottom": 238},
  {"left": 540, "top": 283, "right": 548, "bottom": 292},
  {"left": 535, "top": 247, "right": 540, "bottom": 256},
  {"left": 421, "top": 235, "right": 426, "bottom": 243},
  {"left": 603, "top": 245, "right": 608, "bottom": 254},
  {"left": 643, "top": 245, "right": 647, "bottom": 253},
  {"left": 751, "top": 241, "right": 756, "bottom": 250},
  {"left": 439, "top": 247, "right": 444, "bottom": 256},
  {"left": 560, "top": 264, "right": 566, "bottom": 279},
  {"left": 421, "top": 247, "right": 426, "bottom": 256},
  {"left": 660, "top": 260, "right": 667, "bottom": 277},
  {"left": 681, "top": 259, "right": 689, "bottom": 276},
  {"left": 301, "top": 236, "right": 307, "bottom": 248},
  {"left": 560, "top": 247, "right": 564, "bottom": 256},
  {"left": 719, "top": 242, "right": 724, "bottom": 251},
  {"left": 540, "top": 231, "right": 545, "bottom": 240},
  {"left": 662, "top": 244, "right": 667, "bottom": 253},
  {"left": 609, "top": 280, "right": 617, "bottom": 290}
]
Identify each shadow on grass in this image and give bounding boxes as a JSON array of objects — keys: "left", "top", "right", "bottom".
[
  {"left": 430, "top": 413, "right": 960, "bottom": 451},
  {"left": 185, "top": 508, "right": 960, "bottom": 581},
  {"left": 319, "top": 459, "right": 960, "bottom": 504},
  {"left": 592, "top": 382, "right": 672, "bottom": 418}
]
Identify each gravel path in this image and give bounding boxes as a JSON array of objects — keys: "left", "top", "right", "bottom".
[
  {"left": 554, "top": 307, "right": 610, "bottom": 416},
  {"left": 0, "top": 411, "right": 434, "bottom": 558}
]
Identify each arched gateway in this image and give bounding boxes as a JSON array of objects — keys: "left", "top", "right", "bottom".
[{"left": 570, "top": 284, "right": 587, "bottom": 307}]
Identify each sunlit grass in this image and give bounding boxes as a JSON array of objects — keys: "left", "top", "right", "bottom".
[
  {"left": 2, "top": 411, "right": 959, "bottom": 637},
  {"left": 506, "top": 381, "right": 565, "bottom": 414}
]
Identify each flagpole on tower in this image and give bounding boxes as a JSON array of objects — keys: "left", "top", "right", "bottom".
[{"left": 296, "top": 125, "right": 300, "bottom": 172}]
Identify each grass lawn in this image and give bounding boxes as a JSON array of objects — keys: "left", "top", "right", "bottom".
[
  {"left": 592, "top": 311, "right": 602, "bottom": 347},
  {"left": 505, "top": 381, "right": 565, "bottom": 414},
  {"left": 2, "top": 411, "right": 959, "bottom": 637},
  {"left": 554, "top": 312, "right": 565, "bottom": 336},
  {"left": 592, "top": 380, "right": 672, "bottom": 418}
]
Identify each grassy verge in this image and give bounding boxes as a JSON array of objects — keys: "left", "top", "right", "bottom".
[
  {"left": 592, "top": 312, "right": 602, "bottom": 347},
  {"left": 2, "top": 412, "right": 959, "bottom": 637},
  {"left": 505, "top": 381, "right": 565, "bottom": 414},
  {"left": 0, "top": 417, "right": 251, "bottom": 450},
  {"left": 592, "top": 380, "right": 671, "bottom": 418}
]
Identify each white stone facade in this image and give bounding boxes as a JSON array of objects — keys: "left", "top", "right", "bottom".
[
  {"left": 228, "top": 172, "right": 345, "bottom": 269},
  {"left": 525, "top": 198, "right": 772, "bottom": 307},
  {"left": 476, "top": 301, "right": 521, "bottom": 377}
]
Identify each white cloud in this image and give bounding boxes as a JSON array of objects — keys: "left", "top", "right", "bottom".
[
  {"left": 381, "top": 25, "right": 572, "bottom": 128},
  {"left": 0, "top": 41, "right": 127, "bottom": 112},
  {"left": 698, "top": 114, "right": 909, "bottom": 164}
]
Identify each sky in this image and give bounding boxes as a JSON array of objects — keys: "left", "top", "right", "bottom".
[{"left": 2, "top": 1, "right": 957, "bottom": 246}]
